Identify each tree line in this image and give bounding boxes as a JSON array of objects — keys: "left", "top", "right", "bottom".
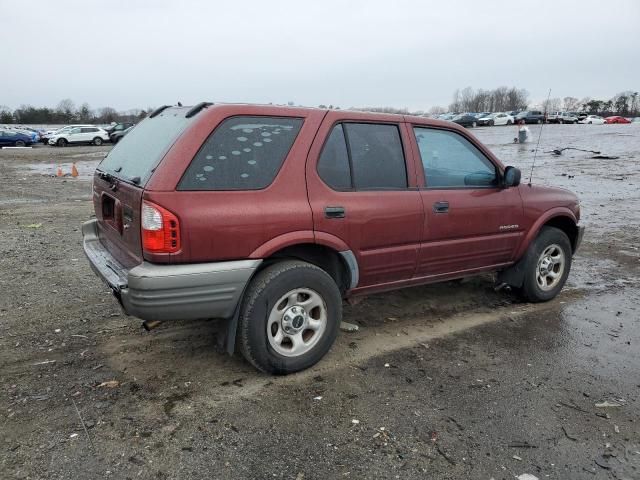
[
  {"left": 0, "top": 99, "right": 150, "bottom": 125},
  {"left": 444, "top": 87, "right": 638, "bottom": 117},
  {"left": 2, "top": 89, "right": 638, "bottom": 125}
]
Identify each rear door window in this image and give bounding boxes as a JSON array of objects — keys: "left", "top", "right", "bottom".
[
  {"left": 179, "top": 116, "right": 303, "bottom": 191},
  {"left": 316, "top": 122, "right": 408, "bottom": 190}
]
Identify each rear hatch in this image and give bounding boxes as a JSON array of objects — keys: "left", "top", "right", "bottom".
[{"left": 93, "top": 106, "right": 194, "bottom": 268}]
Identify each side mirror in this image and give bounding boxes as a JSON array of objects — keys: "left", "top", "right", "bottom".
[{"left": 503, "top": 166, "right": 521, "bottom": 187}]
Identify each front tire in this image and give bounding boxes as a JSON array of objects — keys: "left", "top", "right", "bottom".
[
  {"left": 15, "top": 140, "right": 26, "bottom": 147},
  {"left": 520, "top": 226, "right": 572, "bottom": 302},
  {"left": 238, "top": 260, "right": 342, "bottom": 374},
  {"left": 93, "top": 137, "right": 103, "bottom": 146},
  {"left": 537, "top": 119, "right": 543, "bottom": 124},
  {"left": 57, "top": 138, "right": 67, "bottom": 147}
]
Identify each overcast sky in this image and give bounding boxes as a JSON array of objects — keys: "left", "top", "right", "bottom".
[{"left": 2, "top": 0, "right": 639, "bottom": 111}]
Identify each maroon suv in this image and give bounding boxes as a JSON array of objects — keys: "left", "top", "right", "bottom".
[{"left": 82, "top": 103, "right": 584, "bottom": 374}]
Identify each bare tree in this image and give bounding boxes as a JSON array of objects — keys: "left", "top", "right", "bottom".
[
  {"left": 562, "top": 97, "right": 580, "bottom": 111},
  {"left": 97, "top": 107, "right": 118, "bottom": 123},
  {"left": 57, "top": 98, "right": 76, "bottom": 123},
  {"left": 541, "top": 97, "right": 561, "bottom": 112},
  {"left": 77, "top": 103, "right": 94, "bottom": 123}
]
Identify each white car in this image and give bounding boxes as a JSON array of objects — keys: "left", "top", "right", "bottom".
[
  {"left": 579, "top": 115, "right": 605, "bottom": 125},
  {"left": 478, "top": 112, "right": 514, "bottom": 126},
  {"left": 48, "top": 126, "right": 109, "bottom": 146}
]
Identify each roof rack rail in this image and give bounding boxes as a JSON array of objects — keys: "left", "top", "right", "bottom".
[
  {"left": 185, "top": 102, "right": 213, "bottom": 118},
  {"left": 149, "top": 105, "right": 171, "bottom": 118}
]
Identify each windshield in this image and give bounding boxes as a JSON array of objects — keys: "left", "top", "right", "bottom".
[{"left": 98, "top": 107, "right": 193, "bottom": 185}]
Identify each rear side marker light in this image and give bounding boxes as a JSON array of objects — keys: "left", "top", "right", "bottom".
[{"left": 141, "top": 201, "right": 181, "bottom": 253}]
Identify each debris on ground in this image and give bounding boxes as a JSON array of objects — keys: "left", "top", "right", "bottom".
[
  {"left": 548, "top": 147, "right": 601, "bottom": 155},
  {"left": 595, "top": 400, "right": 624, "bottom": 408},
  {"left": 97, "top": 380, "right": 120, "bottom": 389},
  {"left": 340, "top": 321, "right": 359, "bottom": 332}
]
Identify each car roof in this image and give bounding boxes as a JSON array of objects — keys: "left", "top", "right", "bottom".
[{"left": 174, "top": 103, "right": 468, "bottom": 129}]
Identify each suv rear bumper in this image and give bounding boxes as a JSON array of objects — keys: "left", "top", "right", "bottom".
[{"left": 82, "top": 219, "right": 261, "bottom": 321}]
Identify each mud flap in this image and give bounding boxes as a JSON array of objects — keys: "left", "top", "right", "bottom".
[
  {"left": 223, "top": 281, "right": 253, "bottom": 355},
  {"left": 497, "top": 255, "right": 528, "bottom": 289}
]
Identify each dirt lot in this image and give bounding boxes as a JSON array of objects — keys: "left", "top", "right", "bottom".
[{"left": 1, "top": 124, "right": 639, "bottom": 479}]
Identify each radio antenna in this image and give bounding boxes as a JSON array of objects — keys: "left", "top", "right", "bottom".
[{"left": 528, "top": 88, "right": 552, "bottom": 186}]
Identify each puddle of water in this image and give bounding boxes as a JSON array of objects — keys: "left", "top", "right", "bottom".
[
  {"left": 27, "top": 160, "right": 100, "bottom": 180},
  {"left": 473, "top": 124, "right": 640, "bottom": 234}
]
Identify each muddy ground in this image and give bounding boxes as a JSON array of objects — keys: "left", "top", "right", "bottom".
[{"left": 1, "top": 124, "right": 639, "bottom": 480}]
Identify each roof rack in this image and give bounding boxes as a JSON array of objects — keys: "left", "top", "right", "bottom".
[
  {"left": 148, "top": 105, "right": 171, "bottom": 118},
  {"left": 185, "top": 102, "right": 213, "bottom": 118}
]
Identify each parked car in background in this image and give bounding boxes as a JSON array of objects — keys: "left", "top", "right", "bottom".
[
  {"left": 110, "top": 126, "right": 133, "bottom": 144},
  {"left": 105, "top": 122, "right": 135, "bottom": 135},
  {"left": 82, "top": 103, "right": 584, "bottom": 374},
  {"left": 547, "top": 112, "right": 578, "bottom": 124},
  {"left": 0, "top": 129, "right": 34, "bottom": 147},
  {"left": 49, "top": 126, "right": 110, "bottom": 146},
  {"left": 515, "top": 111, "right": 546, "bottom": 124},
  {"left": 452, "top": 114, "right": 479, "bottom": 127},
  {"left": 579, "top": 115, "right": 605, "bottom": 125},
  {"left": 473, "top": 112, "right": 491, "bottom": 119},
  {"left": 41, "top": 125, "right": 94, "bottom": 144},
  {"left": 477, "top": 112, "right": 514, "bottom": 126},
  {"left": 604, "top": 116, "right": 631, "bottom": 124}
]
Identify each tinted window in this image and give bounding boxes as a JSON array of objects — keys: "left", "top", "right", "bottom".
[
  {"left": 70, "top": 128, "right": 81, "bottom": 134},
  {"left": 179, "top": 116, "right": 302, "bottom": 191},
  {"left": 100, "top": 107, "right": 194, "bottom": 185},
  {"left": 413, "top": 127, "right": 497, "bottom": 188},
  {"left": 317, "top": 125, "right": 351, "bottom": 190},
  {"left": 344, "top": 123, "right": 407, "bottom": 190}
]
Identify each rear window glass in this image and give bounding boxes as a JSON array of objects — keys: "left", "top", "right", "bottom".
[
  {"left": 178, "top": 116, "right": 303, "bottom": 191},
  {"left": 99, "top": 107, "right": 193, "bottom": 185}
]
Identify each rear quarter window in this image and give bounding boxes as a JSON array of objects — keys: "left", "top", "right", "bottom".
[{"left": 178, "top": 116, "right": 303, "bottom": 191}]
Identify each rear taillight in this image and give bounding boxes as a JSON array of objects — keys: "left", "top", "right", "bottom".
[{"left": 141, "top": 201, "right": 181, "bottom": 253}]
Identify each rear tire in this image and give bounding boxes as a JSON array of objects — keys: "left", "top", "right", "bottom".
[
  {"left": 57, "top": 138, "right": 67, "bottom": 147},
  {"left": 238, "top": 260, "right": 342, "bottom": 374},
  {"left": 15, "top": 140, "right": 26, "bottom": 147},
  {"left": 537, "top": 119, "right": 543, "bottom": 124},
  {"left": 520, "top": 226, "right": 572, "bottom": 303},
  {"left": 93, "top": 137, "right": 103, "bottom": 146}
]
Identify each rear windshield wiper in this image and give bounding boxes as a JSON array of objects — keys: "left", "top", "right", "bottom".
[{"left": 98, "top": 169, "right": 140, "bottom": 186}]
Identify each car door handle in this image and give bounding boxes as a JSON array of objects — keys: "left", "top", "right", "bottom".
[
  {"left": 433, "top": 201, "right": 449, "bottom": 213},
  {"left": 324, "top": 206, "right": 345, "bottom": 219}
]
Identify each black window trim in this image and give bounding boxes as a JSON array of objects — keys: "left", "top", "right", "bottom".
[
  {"left": 177, "top": 114, "right": 305, "bottom": 192},
  {"left": 316, "top": 120, "right": 411, "bottom": 192},
  {"left": 411, "top": 124, "right": 502, "bottom": 191}
]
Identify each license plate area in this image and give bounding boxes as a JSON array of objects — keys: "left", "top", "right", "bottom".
[{"left": 101, "top": 193, "right": 123, "bottom": 234}]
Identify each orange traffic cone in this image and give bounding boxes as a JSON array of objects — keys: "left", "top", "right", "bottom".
[
  {"left": 71, "top": 163, "right": 79, "bottom": 178},
  {"left": 56, "top": 166, "right": 63, "bottom": 177}
]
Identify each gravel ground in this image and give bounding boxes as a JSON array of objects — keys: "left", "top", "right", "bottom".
[{"left": 1, "top": 124, "right": 639, "bottom": 479}]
